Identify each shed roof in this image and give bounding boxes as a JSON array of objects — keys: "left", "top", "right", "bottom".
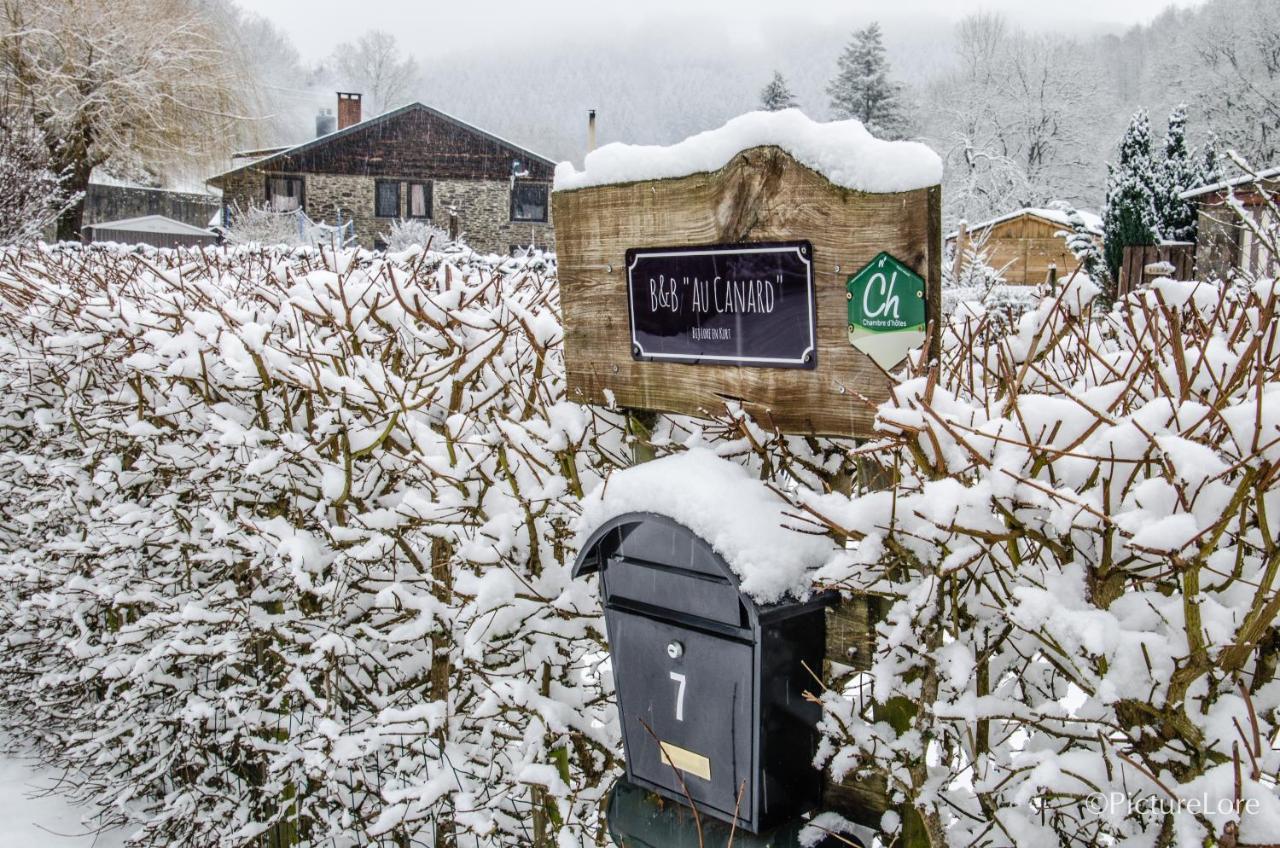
[
  {"left": 1179, "top": 165, "right": 1280, "bottom": 201},
  {"left": 207, "top": 102, "right": 556, "bottom": 189},
  {"left": 945, "top": 207, "right": 1103, "bottom": 241},
  {"left": 83, "top": 215, "right": 215, "bottom": 237}
]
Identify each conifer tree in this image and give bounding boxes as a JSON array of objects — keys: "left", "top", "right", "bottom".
[
  {"left": 1153, "top": 105, "right": 1200, "bottom": 244},
  {"left": 827, "top": 22, "right": 911, "bottom": 139},
  {"left": 1103, "top": 110, "right": 1160, "bottom": 287},
  {"left": 760, "top": 71, "right": 799, "bottom": 112},
  {"left": 1199, "top": 131, "right": 1224, "bottom": 188}
]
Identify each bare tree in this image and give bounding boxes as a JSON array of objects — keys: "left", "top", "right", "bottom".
[
  {"left": 0, "top": 0, "right": 250, "bottom": 239},
  {"left": 331, "top": 31, "right": 421, "bottom": 117},
  {"left": 0, "top": 98, "right": 75, "bottom": 243},
  {"left": 924, "top": 13, "right": 1104, "bottom": 226}
]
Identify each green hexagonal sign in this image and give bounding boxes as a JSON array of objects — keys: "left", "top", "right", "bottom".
[{"left": 846, "top": 252, "right": 927, "bottom": 370}]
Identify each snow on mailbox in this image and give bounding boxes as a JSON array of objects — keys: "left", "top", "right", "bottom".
[{"left": 573, "top": 450, "right": 837, "bottom": 833}]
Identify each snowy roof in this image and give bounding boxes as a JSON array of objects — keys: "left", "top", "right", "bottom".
[
  {"left": 1179, "top": 165, "right": 1280, "bottom": 200},
  {"left": 553, "top": 109, "right": 943, "bottom": 194},
  {"left": 945, "top": 207, "right": 1103, "bottom": 241},
  {"left": 576, "top": 448, "right": 836, "bottom": 604},
  {"left": 208, "top": 102, "right": 556, "bottom": 187},
  {"left": 83, "top": 215, "right": 216, "bottom": 237}
]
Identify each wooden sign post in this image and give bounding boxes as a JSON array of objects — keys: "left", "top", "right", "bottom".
[
  {"left": 554, "top": 123, "right": 942, "bottom": 844},
  {"left": 553, "top": 143, "right": 941, "bottom": 438}
]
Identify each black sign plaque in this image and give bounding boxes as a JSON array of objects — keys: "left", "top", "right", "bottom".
[{"left": 625, "top": 241, "right": 816, "bottom": 369}]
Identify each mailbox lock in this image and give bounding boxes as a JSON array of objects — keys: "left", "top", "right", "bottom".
[{"left": 666, "top": 640, "right": 684, "bottom": 660}]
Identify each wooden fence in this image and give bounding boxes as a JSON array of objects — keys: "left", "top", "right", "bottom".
[{"left": 1117, "top": 243, "right": 1195, "bottom": 297}]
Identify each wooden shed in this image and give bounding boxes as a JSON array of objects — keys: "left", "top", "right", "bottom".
[
  {"left": 1181, "top": 166, "right": 1280, "bottom": 282},
  {"left": 82, "top": 215, "right": 219, "bottom": 249},
  {"left": 946, "top": 207, "right": 1101, "bottom": 285}
]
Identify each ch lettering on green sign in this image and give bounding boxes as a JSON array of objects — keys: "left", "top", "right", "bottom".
[{"left": 846, "top": 252, "right": 927, "bottom": 370}]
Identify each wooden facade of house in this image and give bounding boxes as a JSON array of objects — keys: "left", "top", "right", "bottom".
[
  {"left": 1183, "top": 169, "right": 1280, "bottom": 281},
  {"left": 208, "top": 98, "right": 557, "bottom": 253},
  {"left": 947, "top": 208, "right": 1101, "bottom": 286}
]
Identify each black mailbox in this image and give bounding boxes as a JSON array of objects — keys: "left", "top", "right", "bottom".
[{"left": 575, "top": 512, "right": 832, "bottom": 834}]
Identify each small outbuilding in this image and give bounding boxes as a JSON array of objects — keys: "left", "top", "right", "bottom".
[
  {"left": 82, "top": 215, "right": 219, "bottom": 249},
  {"left": 1181, "top": 166, "right": 1280, "bottom": 281},
  {"left": 946, "top": 207, "right": 1102, "bottom": 285}
]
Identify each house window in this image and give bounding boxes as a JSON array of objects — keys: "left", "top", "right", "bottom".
[
  {"left": 375, "top": 180, "right": 401, "bottom": 218},
  {"left": 511, "top": 181, "right": 549, "bottom": 222},
  {"left": 408, "top": 182, "right": 432, "bottom": 219},
  {"left": 266, "top": 176, "right": 304, "bottom": 212}
]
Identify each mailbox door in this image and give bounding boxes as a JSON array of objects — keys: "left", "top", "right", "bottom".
[{"left": 608, "top": 608, "right": 754, "bottom": 821}]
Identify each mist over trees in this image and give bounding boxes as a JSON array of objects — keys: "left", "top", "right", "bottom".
[{"left": 2, "top": 0, "right": 1277, "bottom": 235}]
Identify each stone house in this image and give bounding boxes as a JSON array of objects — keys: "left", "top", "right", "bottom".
[
  {"left": 1181, "top": 166, "right": 1280, "bottom": 281},
  {"left": 207, "top": 94, "right": 556, "bottom": 253}
]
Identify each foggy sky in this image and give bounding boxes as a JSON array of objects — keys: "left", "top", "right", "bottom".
[{"left": 251, "top": 0, "right": 1207, "bottom": 62}]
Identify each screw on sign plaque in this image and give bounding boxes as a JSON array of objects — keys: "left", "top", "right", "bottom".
[{"left": 846, "top": 251, "right": 928, "bottom": 370}]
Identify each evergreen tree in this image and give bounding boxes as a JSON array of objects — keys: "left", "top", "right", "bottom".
[
  {"left": 1059, "top": 205, "right": 1108, "bottom": 284},
  {"left": 827, "top": 22, "right": 911, "bottom": 139},
  {"left": 1199, "top": 131, "right": 1224, "bottom": 188},
  {"left": 760, "top": 71, "right": 799, "bottom": 112},
  {"left": 1103, "top": 110, "right": 1160, "bottom": 287},
  {"left": 1152, "top": 105, "right": 1200, "bottom": 244}
]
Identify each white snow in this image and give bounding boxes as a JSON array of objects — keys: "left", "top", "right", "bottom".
[
  {"left": 554, "top": 109, "right": 943, "bottom": 194},
  {"left": 946, "top": 206, "right": 1104, "bottom": 240},
  {"left": 577, "top": 448, "right": 836, "bottom": 604},
  {"left": 0, "top": 743, "right": 128, "bottom": 847}
]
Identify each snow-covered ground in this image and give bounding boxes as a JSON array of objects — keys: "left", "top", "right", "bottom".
[{"left": 0, "top": 742, "right": 127, "bottom": 848}]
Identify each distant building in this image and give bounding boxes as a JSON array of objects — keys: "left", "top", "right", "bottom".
[
  {"left": 946, "top": 207, "right": 1102, "bottom": 285},
  {"left": 83, "top": 182, "right": 221, "bottom": 232},
  {"left": 82, "top": 215, "right": 218, "bottom": 249},
  {"left": 1181, "top": 166, "right": 1280, "bottom": 281},
  {"left": 207, "top": 93, "right": 556, "bottom": 254}
]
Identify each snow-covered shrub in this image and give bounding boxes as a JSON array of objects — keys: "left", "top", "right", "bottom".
[
  {"left": 223, "top": 202, "right": 306, "bottom": 246},
  {"left": 4, "top": 236, "right": 1280, "bottom": 848},
  {"left": 0, "top": 243, "right": 625, "bottom": 847},
  {"left": 802, "top": 275, "right": 1280, "bottom": 845},
  {"left": 384, "top": 218, "right": 451, "bottom": 253}
]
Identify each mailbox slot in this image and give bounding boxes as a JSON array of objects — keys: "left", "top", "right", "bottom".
[{"left": 603, "top": 555, "right": 747, "bottom": 628}]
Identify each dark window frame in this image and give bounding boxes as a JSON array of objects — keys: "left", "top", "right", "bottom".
[
  {"left": 406, "top": 181, "right": 433, "bottom": 220},
  {"left": 375, "top": 179, "right": 401, "bottom": 219},
  {"left": 510, "top": 180, "right": 549, "bottom": 223},
  {"left": 264, "top": 175, "right": 305, "bottom": 213}
]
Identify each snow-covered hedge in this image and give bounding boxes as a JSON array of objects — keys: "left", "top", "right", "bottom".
[
  {"left": 0, "top": 244, "right": 626, "bottom": 846},
  {"left": 3, "top": 242, "right": 1280, "bottom": 848},
  {"left": 805, "top": 276, "right": 1280, "bottom": 845}
]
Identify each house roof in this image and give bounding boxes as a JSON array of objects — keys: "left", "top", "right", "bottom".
[
  {"left": 207, "top": 102, "right": 557, "bottom": 188},
  {"left": 84, "top": 215, "right": 216, "bottom": 237},
  {"left": 945, "top": 206, "right": 1103, "bottom": 241},
  {"left": 1180, "top": 165, "right": 1280, "bottom": 201}
]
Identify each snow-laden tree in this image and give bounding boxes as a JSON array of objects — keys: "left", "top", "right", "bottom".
[
  {"left": 0, "top": 0, "right": 250, "bottom": 240},
  {"left": 1103, "top": 109, "right": 1160, "bottom": 285},
  {"left": 924, "top": 13, "right": 1105, "bottom": 226},
  {"left": 1152, "top": 105, "right": 1203, "bottom": 244},
  {"left": 330, "top": 31, "right": 422, "bottom": 117},
  {"left": 759, "top": 71, "right": 799, "bottom": 112},
  {"left": 827, "top": 22, "right": 912, "bottom": 140},
  {"left": 0, "top": 100, "right": 74, "bottom": 244}
]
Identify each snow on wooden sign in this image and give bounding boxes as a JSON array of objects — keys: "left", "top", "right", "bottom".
[{"left": 552, "top": 110, "right": 942, "bottom": 438}]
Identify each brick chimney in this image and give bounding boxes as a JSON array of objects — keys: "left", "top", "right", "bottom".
[{"left": 337, "top": 92, "right": 362, "bottom": 130}]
